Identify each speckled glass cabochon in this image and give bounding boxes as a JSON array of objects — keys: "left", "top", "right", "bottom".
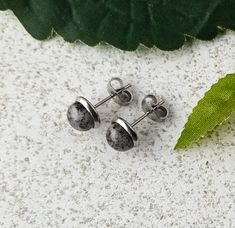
[
  {"left": 67, "top": 102, "right": 95, "bottom": 131},
  {"left": 106, "top": 122, "right": 134, "bottom": 151}
]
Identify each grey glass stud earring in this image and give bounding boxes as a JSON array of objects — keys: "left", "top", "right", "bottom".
[
  {"left": 67, "top": 78, "right": 133, "bottom": 131},
  {"left": 106, "top": 94, "right": 168, "bottom": 151}
]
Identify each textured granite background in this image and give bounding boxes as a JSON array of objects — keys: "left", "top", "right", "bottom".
[{"left": 0, "top": 11, "right": 235, "bottom": 228}]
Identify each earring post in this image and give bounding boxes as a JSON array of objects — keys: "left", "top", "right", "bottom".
[
  {"left": 131, "top": 112, "right": 150, "bottom": 127},
  {"left": 131, "top": 100, "right": 164, "bottom": 127},
  {"left": 94, "top": 94, "right": 114, "bottom": 108},
  {"left": 94, "top": 84, "right": 131, "bottom": 109}
]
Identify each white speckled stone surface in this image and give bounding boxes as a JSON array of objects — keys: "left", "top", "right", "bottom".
[{"left": 0, "top": 11, "right": 235, "bottom": 228}]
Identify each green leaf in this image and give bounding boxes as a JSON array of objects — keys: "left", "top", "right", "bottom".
[
  {"left": 0, "top": 0, "right": 234, "bottom": 51},
  {"left": 0, "top": 1, "right": 7, "bottom": 10},
  {"left": 175, "top": 73, "right": 235, "bottom": 149}
]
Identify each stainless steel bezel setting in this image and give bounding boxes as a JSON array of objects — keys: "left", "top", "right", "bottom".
[
  {"left": 113, "top": 117, "right": 138, "bottom": 146},
  {"left": 76, "top": 96, "right": 101, "bottom": 128}
]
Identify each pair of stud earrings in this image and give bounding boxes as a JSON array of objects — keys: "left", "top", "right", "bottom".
[{"left": 67, "top": 78, "right": 168, "bottom": 151}]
